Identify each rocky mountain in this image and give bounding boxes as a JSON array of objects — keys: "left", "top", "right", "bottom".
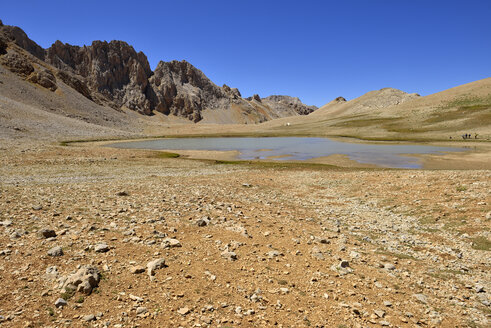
[
  {"left": 312, "top": 88, "right": 420, "bottom": 117},
  {"left": 0, "top": 20, "right": 315, "bottom": 124},
  {"left": 260, "top": 95, "right": 317, "bottom": 116}
]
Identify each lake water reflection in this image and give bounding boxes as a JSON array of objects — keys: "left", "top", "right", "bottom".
[{"left": 107, "top": 137, "right": 465, "bottom": 168}]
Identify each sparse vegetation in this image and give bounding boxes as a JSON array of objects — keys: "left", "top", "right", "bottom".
[
  {"left": 152, "top": 151, "right": 180, "bottom": 159},
  {"left": 60, "top": 287, "right": 75, "bottom": 300},
  {"left": 471, "top": 236, "right": 491, "bottom": 251},
  {"left": 456, "top": 185, "right": 467, "bottom": 192}
]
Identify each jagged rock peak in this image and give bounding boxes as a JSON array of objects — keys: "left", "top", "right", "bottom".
[
  {"left": 222, "top": 84, "right": 241, "bottom": 99},
  {"left": 252, "top": 94, "right": 261, "bottom": 102},
  {"left": 149, "top": 60, "right": 232, "bottom": 122},
  {"left": 0, "top": 23, "right": 45, "bottom": 60},
  {"left": 46, "top": 39, "right": 153, "bottom": 113},
  {"left": 261, "top": 95, "right": 317, "bottom": 115},
  {"left": 0, "top": 20, "right": 320, "bottom": 123}
]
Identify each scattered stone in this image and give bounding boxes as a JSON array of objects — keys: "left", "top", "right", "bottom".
[
  {"left": 311, "top": 247, "right": 325, "bottom": 260},
  {"left": 196, "top": 216, "right": 210, "bottom": 227},
  {"left": 62, "top": 265, "right": 100, "bottom": 295},
  {"left": 130, "top": 266, "right": 145, "bottom": 274},
  {"left": 147, "top": 258, "right": 166, "bottom": 278},
  {"left": 331, "top": 260, "right": 353, "bottom": 275},
  {"left": 94, "top": 243, "right": 109, "bottom": 253},
  {"left": 136, "top": 307, "right": 147, "bottom": 315},
  {"left": 413, "top": 293, "right": 428, "bottom": 304},
  {"left": 384, "top": 263, "right": 396, "bottom": 270},
  {"left": 374, "top": 309, "right": 386, "bottom": 318},
  {"left": 38, "top": 228, "right": 56, "bottom": 239},
  {"left": 161, "top": 238, "right": 181, "bottom": 248},
  {"left": 129, "top": 294, "right": 144, "bottom": 302},
  {"left": 10, "top": 230, "right": 22, "bottom": 239},
  {"left": 47, "top": 246, "right": 63, "bottom": 257},
  {"left": 221, "top": 250, "right": 237, "bottom": 261},
  {"left": 383, "top": 300, "right": 392, "bottom": 307},
  {"left": 55, "top": 298, "right": 67, "bottom": 308},
  {"left": 0, "top": 220, "right": 12, "bottom": 227},
  {"left": 82, "top": 314, "right": 95, "bottom": 322},
  {"left": 177, "top": 307, "right": 190, "bottom": 315},
  {"left": 267, "top": 250, "right": 282, "bottom": 259}
]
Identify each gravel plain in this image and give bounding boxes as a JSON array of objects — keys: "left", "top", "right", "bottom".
[{"left": 0, "top": 141, "right": 490, "bottom": 327}]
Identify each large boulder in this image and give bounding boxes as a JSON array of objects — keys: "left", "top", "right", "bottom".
[
  {"left": 62, "top": 265, "right": 100, "bottom": 295},
  {"left": 0, "top": 51, "right": 34, "bottom": 76},
  {"left": 26, "top": 69, "right": 57, "bottom": 91}
]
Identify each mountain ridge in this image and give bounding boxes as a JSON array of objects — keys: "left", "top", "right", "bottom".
[{"left": 0, "top": 20, "right": 316, "bottom": 123}]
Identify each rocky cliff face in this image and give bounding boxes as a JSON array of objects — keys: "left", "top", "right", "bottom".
[
  {"left": 260, "top": 95, "right": 317, "bottom": 115},
  {"left": 0, "top": 20, "right": 316, "bottom": 122},
  {"left": 46, "top": 42, "right": 241, "bottom": 120},
  {"left": 0, "top": 20, "right": 45, "bottom": 60},
  {"left": 47, "top": 40, "right": 153, "bottom": 113},
  {"left": 148, "top": 60, "right": 236, "bottom": 122}
]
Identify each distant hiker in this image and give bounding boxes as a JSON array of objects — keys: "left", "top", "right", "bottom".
[
  {"left": 462, "top": 134, "right": 465, "bottom": 140},
  {"left": 475, "top": 133, "right": 478, "bottom": 139}
]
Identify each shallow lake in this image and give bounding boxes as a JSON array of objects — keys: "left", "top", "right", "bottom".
[{"left": 107, "top": 137, "right": 465, "bottom": 168}]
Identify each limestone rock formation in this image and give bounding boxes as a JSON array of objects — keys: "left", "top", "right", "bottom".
[
  {"left": 55, "top": 70, "right": 92, "bottom": 100},
  {"left": 222, "top": 84, "right": 241, "bottom": 99},
  {"left": 148, "top": 60, "right": 233, "bottom": 122},
  {"left": 0, "top": 50, "right": 34, "bottom": 76},
  {"left": 26, "top": 68, "right": 57, "bottom": 91},
  {"left": 47, "top": 40, "right": 153, "bottom": 113},
  {"left": 261, "top": 95, "right": 317, "bottom": 115},
  {"left": 0, "top": 20, "right": 318, "bottom": 123},
  {"left": 0, "top": 22, "right": 45, "bottom": 60}
]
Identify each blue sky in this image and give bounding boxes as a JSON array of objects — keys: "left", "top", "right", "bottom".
[{"left": 2, "top": 0, "right": 490, "bottom": 106}]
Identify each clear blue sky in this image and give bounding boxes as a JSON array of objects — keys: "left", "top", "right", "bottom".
[{"left": 2, "top": 0, "right": 490, "bottom": 106}]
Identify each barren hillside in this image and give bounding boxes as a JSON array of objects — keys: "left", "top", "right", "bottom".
[{"left": 258, "top": 78, "right": 491, "bottom": 141}]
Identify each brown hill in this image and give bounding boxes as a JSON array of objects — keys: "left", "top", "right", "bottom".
[
  {"left": 313, "top": 88, "right": 420, "bottom": 118},
  {"left": 255, "top": 78, "right": 491, "bottom": 141}
]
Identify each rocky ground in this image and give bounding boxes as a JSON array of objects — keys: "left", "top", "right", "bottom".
[{"left": 0, "top": 143, "right": 490, "bottom": 327}]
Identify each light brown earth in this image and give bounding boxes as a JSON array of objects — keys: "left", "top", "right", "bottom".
[{"left": 0, "top": 141, "right": 490, "bottom": 328}]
